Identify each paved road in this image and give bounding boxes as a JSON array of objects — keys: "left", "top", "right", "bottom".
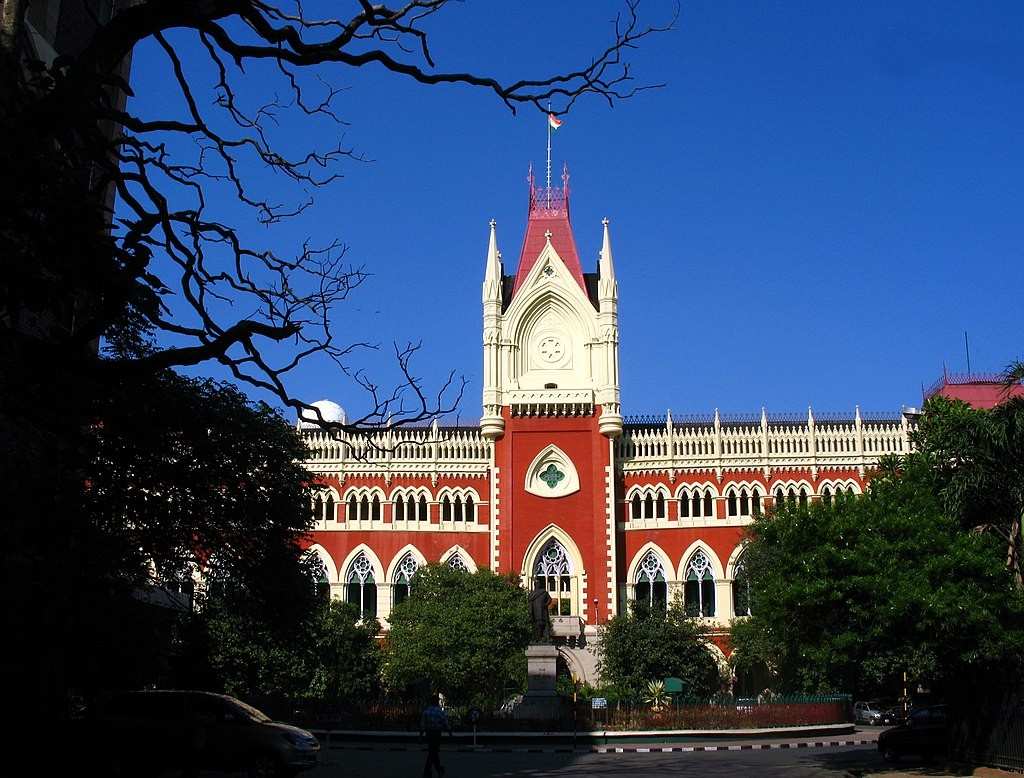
[{"left": 303, "top": 743, "right": 950, "bottom": 777}]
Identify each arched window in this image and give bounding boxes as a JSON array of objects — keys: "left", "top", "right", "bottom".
[
  {"left": 655, "top": 492, "right": 666, "bottom": 519},
  {"left": 739, "top": 488, "right": 749, "bottom": 517},
  {"left": 727, "top": 490, "right": 738, "bottom": 517},
  {"left": 454, "top": 495, "right": 463, "bottom": 521},
  {"left": 703, "top": 491, "right": 714, "bottom": 518},
  {"left": 394, "top": 494, "right": 406, "bottom": 522},
  {"left": 751, "top": 489, "right": 762, "bottom": 516},
  {"left": 631, "top": 494, "right": 642, "bottom": 520},
  {"left": 798, "top": 487, "right": 808, "bottom": 508},
  {"left": 643, "top": 493, "right": 654, "bottom": 519},
  {"left": 417, "top": 495, "right": 429, "bottom": 522},
  {"left": 441, "top": 495, "right": 452, "bottom": 522},
  {"left": 313, "top": 495, "right": 323, "bottom": 522},
  {"left": 787, "top": 487, "right": 796, "bottom": 507},
  {"left": 465, "top": 494, "right": 475, "bottom": 522},
  {"left": 309, "top": 555, "right": 330, "bottom": 602},
  {"left": 733, "top": 554, "right": 751, "bottom": 617},
  {"left": 774, "top": 487, "right": 785, "bottom": 510},
  {"left": 345, "top": 553, "right": 377, "bottom": 619},
  {"left": 679, "top": 491, "right": 690, "bottom": 518},
  {"left": 684, "top": 549, "right": 716, "bottom": 617},
  {"left": 447, "top": 554, "right": 468, "bottom": 572},
  {"left": 691, "top": 491, "right": 701, "bottom": 517},
  {"left": 533, "top": 539, "right": 573, "bottom": 616},
  {"left": 360, "top": 495, "right": 369, "bottom": 521},
  {"left": 348, "top": 494, "right": 357, "bottom": 521},
  {"left": 634, "top": 550, "right": 667, "bottom": 611},
  {"left": 822, "top": 486, "right": 832, "bottom": 507},
  {"left": 325, "top": 494, "right": 335, "bottom": 521},
  {"left": 392, "top": 553, "right": 419, "bottom": 608},
  {"left": 371, "top": 494, "right": 381, "bottom": 521}
]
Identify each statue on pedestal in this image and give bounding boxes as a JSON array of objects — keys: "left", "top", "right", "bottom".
[{"left": 528, "top": 582, "right": 552, "bottom": 643}]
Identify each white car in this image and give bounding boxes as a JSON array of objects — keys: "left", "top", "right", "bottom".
[{"left": 854, "top": 700, "right": 885, "bottom": 725}]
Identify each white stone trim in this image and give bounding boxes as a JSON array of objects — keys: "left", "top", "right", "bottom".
[
  {"left": 303, "top": 543, "right": 339, "bottom": 583},
  {"left": 385, "top": 545, "right": 428, "bottom": 583},
  {"left": 524, "top": 444, "right": 581, "bottom": 498},
  {"left": 439, "top": 545, "right": 479, "bottom": 573},
  {"left": 339, "top": 544, "right": 385, "bottom": 584},
  {"left": 676, "top": 541, "right": 726, "bottom": 582}
]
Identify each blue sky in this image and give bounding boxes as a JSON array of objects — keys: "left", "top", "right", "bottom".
[{"left": 125, "top": 0, "right": 1024, "bottom": 422}]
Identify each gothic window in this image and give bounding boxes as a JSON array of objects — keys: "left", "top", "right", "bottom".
[
  {"left": 703, "top": 491, "right": 714, "bottom": 517},
  {"left": 739, "top": 488, "right": 749, "bottom": 516},
  {"left": 787, "top": 487, "right": 796, "bottom": 507},
  {"left": 345, "top": 553, "right": 377, "bottom": 619},
  {"left": 360, "top": 495, "right": 369, "bottom": 521},
  {"left": 631, "top": 494, "right": 642, "bottom": 520},
  {"left": 533, "top": 539, "right": 573, "bottom": 616},
  {"left": 394, "top": 494, "right": 406, "bottom": 522},
  {"left": 774, "top": 487, "right": 785, "bottom": 510},
  {"left": 313, "top": 495, "right": 323, "bottom": 522},
  {"left": 441, "top": 496, "right": 452, "bottom": 522},
  {"left": 325, "top": 494, "right": 335, "bottom": 521},
  {"left": 348, "top": 494, "right": 357, "bottom": 521},
  {"left": 465, "top": 494, "right": 475, "bottom": 522},
  {"left": 684, "top": 549, "right": 716, "bottom": 617},
  {"left": 644, "top": 493, "right": 654, "bottom": 519},
  {"left": 822, "top": 486, "right": 832, "bottom": 507},
  {"left": 655, "top": 492, "right": 666, "bottom": 519},
  {"left": 733, "top": 554, "right": 751, "bottom": 617},
  {"left": 798, "top": 487, "right": 808, "bottom": 508},
  {"left": 634, "top": 550, "right": 667, "bottom": 611},
  {"left": 679, "top": 491, "right": 690, "bottom": 518},
  {"left": 752, "top": 488, "right": 762, "bottom": 516},
  {"left": 692, "top": 491, "right": 701, "bottom": 518},
  {"left": 417, "top": 495, "right": 429, "bottom": 522},
  {"left": 454, "top": 495, "right": 463, "bottom": 522},
  {"left": 727, "top": 490, "right": 738, "bottom": 517},
  {"left": 308, "top": 555, "right": 330, "bottom": 602},
  {"left": 392, "top": 553, "right": 420, "bottom": 608},
  {"left": 447, "top": 554, "right": 468, "bottom": 572},
  {"left": 371, "top": 494, "right": 381, "bottom": 521}
]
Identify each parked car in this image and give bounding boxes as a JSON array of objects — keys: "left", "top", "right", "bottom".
[
  {"left": 877, "top": 704, "right": 948, "bottom": 762},
  {"left": 853, "top": 700, "right": 887, "bottom": 725},
  {"left": 880, "top": 705, "right": 908, "bottom": 726},
  {"left": 83, "top": 690, "right": 319, "bottom": 777}
]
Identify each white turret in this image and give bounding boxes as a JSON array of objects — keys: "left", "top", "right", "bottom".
[
  {"left": 481, "top": 219, "right": 505, "bottom": 440},
  {"left": 596, "top": 218, "right": 622, "bottom": 438}
]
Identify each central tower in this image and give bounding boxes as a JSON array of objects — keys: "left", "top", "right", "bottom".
[{"left": 481, "top": 167, "right": 622, "bottom": 635}]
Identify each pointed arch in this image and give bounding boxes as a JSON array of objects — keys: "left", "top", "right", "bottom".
[
  {"left": 626, "top": 542, "right": 674, "bottom": 583},
  {"left": 439, "top": 545, "right": 478, "bottom": 573},
  {"left": 303, "top": 543, "right": 339, "bottom": 583},
  {"left": 676, "top": 540, "right": 725, "bottom": 582},
  {"left": 519, "top": 524, "right": 586, "bottom": 582},
  {"left": 385, "top": 544, "right": 428, "bottom": 583},
  {"left": 338, "top": 544, "right": 384, "bottom": 584}
]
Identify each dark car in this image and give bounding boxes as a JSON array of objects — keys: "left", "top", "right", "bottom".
[
  {"left": 84, "top": 690, "right": 319, "bottom": 777},
  {"left": 880, "top": 705, "right": 908, "bottom": 726},
  {"left": 877, "top": 704, "right": 948, "bottom": 762}
]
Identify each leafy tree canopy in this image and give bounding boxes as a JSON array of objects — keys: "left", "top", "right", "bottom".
[
  {"left": 913, "top": 395, "right": 1024, "bottom": 587},
  {"left": 731, "top": 454, "right": 1024, "bottom": 697},
  {"left": 598, "top": 598, "right": 722, "bottom": 702},
  {"left": 384, "top": 564, "right": 530, "bottom": 707}
]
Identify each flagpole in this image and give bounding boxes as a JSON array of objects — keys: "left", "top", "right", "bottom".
[{"left": 546, "top": 102, "right": 552, "bottom": 209}]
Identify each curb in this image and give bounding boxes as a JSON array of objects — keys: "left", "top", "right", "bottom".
[{"left": 327, "top": 738, "right": 876, "bottom": 754}]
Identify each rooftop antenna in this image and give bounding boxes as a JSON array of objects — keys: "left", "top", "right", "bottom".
[{"left": 964, "top": 330, "right": 972, "bottom": 375}]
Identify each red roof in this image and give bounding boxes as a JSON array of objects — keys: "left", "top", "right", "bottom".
[
  {"left": 924, "top": 372, "right": 1024, "bottom": 410},
  {"left": 511, "top": 180, "right": 587, "bottom": 297}
]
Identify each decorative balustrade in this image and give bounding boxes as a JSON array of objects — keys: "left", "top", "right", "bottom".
[
  {"left": 617, "top": 408, "right": 916, "bottom": 474},
  {"left": 301, "top": 425, "right": 489, "bottom": 467}
]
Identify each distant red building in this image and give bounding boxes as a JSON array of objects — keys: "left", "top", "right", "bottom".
[
  {"left": 297, "top": 168, "right": 920, "bottom": 683},
  {"left": 924, "top": 371, "right": 1024, "bottom": 410}
]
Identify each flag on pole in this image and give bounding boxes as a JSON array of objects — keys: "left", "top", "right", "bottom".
[{"left": 548, "top": 113, "right": 563, "bottom": 130}]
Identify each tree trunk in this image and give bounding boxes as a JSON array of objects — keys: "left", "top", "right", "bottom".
[{"left": 1008, "top": 511, "right": 1023, "bottom": 589}]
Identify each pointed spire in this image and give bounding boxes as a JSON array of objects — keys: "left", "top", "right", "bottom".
[
  {"left": 484, "top": 219, "right": 501, "bottom": 281},
  {"left": 599, "top": 217, "right": 616, "bottom": 279}
]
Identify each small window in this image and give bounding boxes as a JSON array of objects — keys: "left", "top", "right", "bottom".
[
  {"left": 418, "top": 495, "right": 429, "bottom": 521},
  {"left": 739, "top": 489, "right": 749, "bottom": 516},
  {"left": 348, "top": 495, "right": 358, "bottom": 521},
  {"left": 631, "top": 494, "right": 642, "bottom": 520},
  {"left": 655, "top": 493, "right": 665, "bottom": 519},
  {"left": 544, "top": 383, "right": 558, "bottom": 389},
  {"left": 679, "top": 492, "right": 690, "bottom": 518},
  {"left": 394, "top": 495, "right": 406, "bottom": 522},
  {"left": 644, "top": 493, "right": 654, "bottom": 519},
  {"left": 371, "top": 494, "right": 381, "bottom": 521},
  {"left": 703, "top": 492, "right": 714, "bottom": 517},
  {"left": 441, "top": 496, "right": 452, "bottom": 522},
  {"left": 465, "top": 494, "right": 475, "bottom": 522},
  {"left": 727, "top": 491, "right": 737, "bottom": 517}
]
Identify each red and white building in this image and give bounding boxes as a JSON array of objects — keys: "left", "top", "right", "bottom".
[{"left": 298, "top": 169, "right": 917, "bottom": 682}]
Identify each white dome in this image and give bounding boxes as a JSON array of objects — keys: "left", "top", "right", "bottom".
[{"left": 299, "top": 399, "right": 346, "bottom": 428}]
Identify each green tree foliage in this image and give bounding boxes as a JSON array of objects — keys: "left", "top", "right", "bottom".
[
  {"left": 384, "top": 564, "right": 530, "bottom": 707},
  {"left": 201, "top": 586, "right": 381, "bottom": 707},
  {"left": 914, "top": 395, "right": 1024, "bottom": 587},
  {"left": 598, "top": 598, "right": 722, "bottom": 702},
  {"left": 731, "top": 455, "right": 1024, "bottom": 697}
]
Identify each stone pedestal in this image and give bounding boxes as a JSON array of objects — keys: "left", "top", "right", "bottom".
[{"left": 512, "top": 644, "right": 564, "bottom": 720}]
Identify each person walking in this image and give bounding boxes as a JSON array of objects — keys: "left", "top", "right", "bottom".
[{"left": 419, "top": 693, "right": 452, "bottom": 777}]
